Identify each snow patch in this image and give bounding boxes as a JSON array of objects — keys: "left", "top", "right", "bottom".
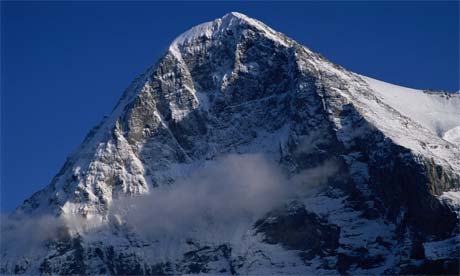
[
  {"left": 443, "top": 126, "right": 460, "bottom": 145},
  {"left": 424, "top": 236, "right": 460, "bottom": 260},
  {"left": 439, "top": 190, "right": 460, "bottom": 216}
]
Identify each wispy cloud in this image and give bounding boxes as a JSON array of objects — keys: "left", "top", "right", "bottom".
[
  {"left": 1, "top": 154, "right": 340, "bottom": 254},
  {"left": 110, "top": 154, "right": 339, "bottom": 238}
]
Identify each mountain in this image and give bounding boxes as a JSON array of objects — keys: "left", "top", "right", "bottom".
[{"left": 2, "top": 12, "right": 459, "bottom": 275}]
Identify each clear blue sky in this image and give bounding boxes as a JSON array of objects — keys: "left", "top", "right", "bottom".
[{"left": 1, "top": 1, "right": 459, "bottom": 212}]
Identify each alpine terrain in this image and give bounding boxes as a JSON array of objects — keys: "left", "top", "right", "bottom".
[{"left": 2, "top": 12, "right": 459, "bottom": 275}]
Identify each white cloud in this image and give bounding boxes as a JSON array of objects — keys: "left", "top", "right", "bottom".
[
  {"left": 1, "top": 154, "right": 340, "bottom": 253},
  {"left": 109, "top": 154, "right": 339, "bottom": 238}
]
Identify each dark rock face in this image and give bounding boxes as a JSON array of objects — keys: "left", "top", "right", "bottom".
[
  {"left": 181, "top": 242, "right": 235, "bottom": 274},
  {"left": 255, "top": 202, "right": 340, "bottom": 261},
  {"left": 369, "top": 145, "right": 458, "bottom": 237},
  {"left": 40, "top": 235, "right": 87, "bottom": 275},
  {"left": 2, "top": 12, "right": 459, "bottom": 275},
  {"left": 333, "top": 103, "right": 458, "bottom": 237},
  {"left": 398, "top": 259, "right": 460, "bottom": 276}
]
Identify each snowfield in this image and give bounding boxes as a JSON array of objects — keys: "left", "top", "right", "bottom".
[{"left": 362, "top": 76, "right": 460, "bottom": 140}]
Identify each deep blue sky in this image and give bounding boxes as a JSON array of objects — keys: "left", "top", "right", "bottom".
[{"left": 1, "top": 1, "right": 459, "bottom": 211}]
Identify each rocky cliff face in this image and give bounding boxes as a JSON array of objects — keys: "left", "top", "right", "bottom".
[{"left": 2, "top": 12, "right": 459, "bottom": 275}]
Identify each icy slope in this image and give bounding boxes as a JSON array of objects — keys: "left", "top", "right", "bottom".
[
  {"left": 357, "top": 75, "right": 460, "bottom": 172},
  {"left": 443, "top": 125, "right": 460, "bottom": 144},
  {"left": 363, "top": 76, "right": 460, "bottom": 141}
]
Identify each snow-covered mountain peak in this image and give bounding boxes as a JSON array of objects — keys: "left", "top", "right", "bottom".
[
  {"left": 169, "top": 12, "right": 291, "bottom": 58},
  {"left": 2, "top": 13, "right": 459, "bottom": 276},
  {"left": 224, "top": 11, "right": 250, "bottom": 20}
]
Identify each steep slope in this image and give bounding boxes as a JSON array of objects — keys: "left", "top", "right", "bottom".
[
  {"left": 2, "top": 12, "right": 459, "bottom": 275},
  {"left": 362, "top": 76, "right": 460, "bottom": 137}
]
